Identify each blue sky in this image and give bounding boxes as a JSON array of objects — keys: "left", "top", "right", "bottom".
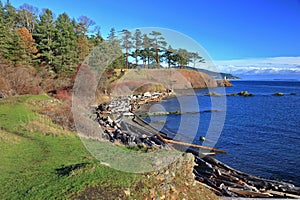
[{"left": 9, "top": 0, "right": 300, "bottom": 77}]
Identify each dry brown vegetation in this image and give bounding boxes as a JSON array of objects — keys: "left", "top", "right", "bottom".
[
  {"left": 0, "top": 62, "right": 42, "bottom": 98},
  {"left": 37, "top": 100, "right": 75, "bottom": 132}
]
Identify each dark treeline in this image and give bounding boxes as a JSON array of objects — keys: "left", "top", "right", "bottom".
[{"left": 0, "top": 0, "right": 205, "bottom": 97}]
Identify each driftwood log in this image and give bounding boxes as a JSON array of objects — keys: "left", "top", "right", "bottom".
[{"left": 192, "top": 152, "right": 300, "bottom": 198}]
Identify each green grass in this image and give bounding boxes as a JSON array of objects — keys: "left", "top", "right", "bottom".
[{"left": 0, "top": 95, "right": 139, "bottom": 199}]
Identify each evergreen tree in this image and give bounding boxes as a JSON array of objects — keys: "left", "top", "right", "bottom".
[
  {"left": 53, "top": 12, "right": 78, "bottom": 74},
  {"left": 107, "top": 27, "right": 120, "bottom": 46},
  {"left": 0, "top": 1, "right": 4, "bottom": 24},
  {"left": 88, "top": 27, "right": 103, "bottom": 47},
  {"left": 120, "top": 29, "right": 132, "bottom": 69},
  {"left": 189, "top": 52, "right": 205, "bottom": 67},
  {"left": 149, "top": 31, "right": 167, "bottom": 68},
  {"left": 0, "top": 1, "right": 8, "bottom": 59},
  {"left": 7, "top": 29, "right": 25, "bottom": 65},
  {"left": 131, "top": 29, "right": 142, "bottom": 68},
  {"left": 176, "top": 48, "right": 190, "bottom": 68},
  {"left": 141, "top": 33, "right": 152, "bottom": 68},
  {"left": 0, "top": 1, "right": 25, "bottom": 65},
  {"left": 107, "top": 27, "right": 123, "bottom": 69},
  {"left": 3, "top": 0, "right": 18, "bottom": 29},
  {"left": 34, "top": 8, "right": 57, "bottom": 70},
  {"left": 162, "top": 45, "right": 176, "bottom": 68}
]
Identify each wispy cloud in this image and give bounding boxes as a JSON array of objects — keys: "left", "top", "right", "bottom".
[{"left": 213, "top": 56, "right": 300, "bottom": 75}]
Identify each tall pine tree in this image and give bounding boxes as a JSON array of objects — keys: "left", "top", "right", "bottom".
[
  {"left": 0, "top": 1, "right": 25, "bottom": 65},
  {"left": 132, "top": 29, "right": 142, "bottom": 68},
  {"left": 120, "top": 29, "right": 132, "bottom": 69},
  {"left": 34, "top": 8, "right": 57, "bottom": 71},
  {"left": 149, "top": 31, "right": 167, "bottom": 68},
  {"left": 53, "top": 12, "right": 78, "bottom": 74}
]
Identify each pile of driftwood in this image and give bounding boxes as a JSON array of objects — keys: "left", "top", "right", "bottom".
[
  {"left": 94, "top": 94, "right": 169, "bottom": 149},
  {"left": 192, "top": 152, "right": 300, "bottom": 198}
]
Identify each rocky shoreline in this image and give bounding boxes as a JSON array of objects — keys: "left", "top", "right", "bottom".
[{"left": 92, "top": 91, "right": 300, "bottom": 198}]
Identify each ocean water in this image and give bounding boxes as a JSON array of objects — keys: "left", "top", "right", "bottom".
[{"left": 143, "top": 80, "right": 300, "bottom": 186}]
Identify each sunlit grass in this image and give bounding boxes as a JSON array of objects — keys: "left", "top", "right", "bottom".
[{"left": 0, "top": 95, "right": 138, "bottom": 199}]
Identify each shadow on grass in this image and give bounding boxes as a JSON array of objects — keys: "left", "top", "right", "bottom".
[{"left": 55, "top": 162, "right": 90, "bottom": 176}]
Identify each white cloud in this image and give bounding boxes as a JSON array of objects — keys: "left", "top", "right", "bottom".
[{"left": 212, "top": 56, "right": 300, "bottom": 75}]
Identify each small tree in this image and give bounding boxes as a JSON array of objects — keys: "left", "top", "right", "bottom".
[
  {"left": 5, "top": 29, "right": 25, "bottom": 66},
  {"left": 176, "top": 48, "right": 189, "bottom": 68},
  {"left": 17, "top": 27, "right": 38, "bottom": 63},
  {"left": 189, "top": 52, "right": 205, "bottom": 67},
  {"left": 162, "top": 45, "right": 176, "bottom": 68}
]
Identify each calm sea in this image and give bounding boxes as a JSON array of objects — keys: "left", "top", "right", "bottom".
[{"left": 143, "top": 80, "right": 300, "bottom": 186}]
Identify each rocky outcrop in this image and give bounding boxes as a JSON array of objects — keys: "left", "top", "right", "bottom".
[
  {"left": 178, "top": 69, "right": 218, "bottom": 89},
  {"left": 216, "top": 79, "right": 233, "bottom": 87},
  {"left": 237, "top": 91, "right": 254, "bottom": 97},
  {"left": 138, "top": 153, "right": 218, "bottom": 200}
]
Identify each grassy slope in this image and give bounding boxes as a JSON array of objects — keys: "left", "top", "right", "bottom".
[
  {"left": 0, "top": 95, "right": 138, "bottom": 199},
  {"left": 0, "top": 94, "right": 218, "bottom": 199}
]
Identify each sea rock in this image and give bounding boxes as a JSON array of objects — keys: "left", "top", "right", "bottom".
[
  {"left": 272, "top": 92, "right": 284, "bottom": 96},
  {"left": 226, "top": 93, "right": 238, "bottom": 96},
  {"left": 205, "top": 92, "right": 222, "bottom": 97},
  {"left": 203, "top": 110, "right": 221, "bottom": 113},
  {"left": 238, "top": 91, "right": 254, "bottom": 97}
]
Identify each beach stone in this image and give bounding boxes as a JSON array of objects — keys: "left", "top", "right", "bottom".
[{"left": 144, "top": 92, "right": 152, "bottom": 97}]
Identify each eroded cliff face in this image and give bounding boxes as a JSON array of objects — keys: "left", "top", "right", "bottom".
[
  {"left": 111, "top": 69, "right": 228, "bottom": 95},
  {"left": 178, "top": 69, "right": 218, "bottom": 89}
]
